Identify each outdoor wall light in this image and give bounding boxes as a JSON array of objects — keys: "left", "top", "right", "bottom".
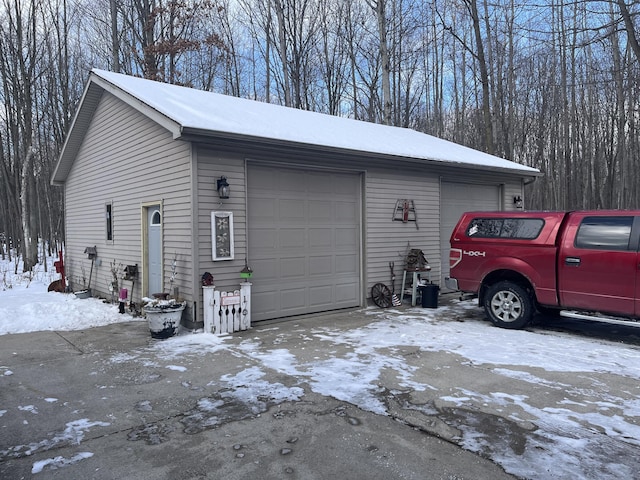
[
  {"left": 217, "top": 176, "right": 230, "bottom": 199},
  {"left": 513, "top": 195, "right": 523, "bottom": 209}
]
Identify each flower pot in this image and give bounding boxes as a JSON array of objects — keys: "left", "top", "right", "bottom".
[{"left": 144, "top": 302, "right": 185, "bottom": 339}]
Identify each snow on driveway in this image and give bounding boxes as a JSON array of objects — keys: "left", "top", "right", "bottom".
[{"left": 2, "top": 268, "right": 640, "bottom": 479}]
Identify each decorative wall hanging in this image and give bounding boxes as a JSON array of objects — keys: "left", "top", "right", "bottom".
[
  {"left": 393, "top": 199, "right": 419, "bottom": 229},
  {"left": 211, "top": 211, "right": 234, "bottom": 261}
]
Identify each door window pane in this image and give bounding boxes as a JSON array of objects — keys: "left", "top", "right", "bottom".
[
  {"left": 575, "top": 216, "right": 633, "bottom": 251},
  {"left": 150, "top": 210, "right": 161, "bottom": 225}
]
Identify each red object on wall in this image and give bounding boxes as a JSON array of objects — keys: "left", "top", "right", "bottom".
[{"left": 53, "top": 250, "right": 66, "bottom": 289}]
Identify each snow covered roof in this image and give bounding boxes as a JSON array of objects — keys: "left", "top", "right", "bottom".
[{"left": 52, "top": 69, "right": 540, "bottom": 184}]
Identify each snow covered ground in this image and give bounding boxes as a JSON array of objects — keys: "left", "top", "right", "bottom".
[
  {"left": 0, "top": 254, "right": 140, "bottom": 335},
  {"left": 2, "top": 253, "right": 640, "bottom": 478}
]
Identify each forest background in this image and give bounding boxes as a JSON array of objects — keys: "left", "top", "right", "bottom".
[{"left": 1, "top": 0, "right": 639, "bottom": 271}]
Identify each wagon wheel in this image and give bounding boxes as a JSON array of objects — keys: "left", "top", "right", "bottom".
[{"left": 371, "top": 283, "right": 393, "bottom": 308}]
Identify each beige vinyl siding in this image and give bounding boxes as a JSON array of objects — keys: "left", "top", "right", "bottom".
[
  {"left": 365, "top": 167, "right": 525, "bottom": 297},
  {"left": 193, "top": 146, "right": 247, "bottom": 320},
  {"left": 503, "top": 180, "right": 526, "bottom": 210},
  {"left": 64, "top": 92, "right": 193, "bottom": 307},
  {"left": 365, "top": 167, "right": 440, "bottom": 297}
]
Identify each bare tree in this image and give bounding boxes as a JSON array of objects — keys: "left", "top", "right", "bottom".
[
  {"left": 111, "top": 0, "right": 120, "bottom": 72},
  {"left": 0, "top": 0, "right": 41, "bottom": 270},
  {"left": 365, "top": 0, "right": 392, "bottom": 125},
  {"left": 3, "top": 0, "right": 640, "bottom": 243},
  {"left": 464, "top": 0, "right": 493, "bottom": 154},
  {"left": 616, "top": 0, "right": 640, "bottom": 64}
]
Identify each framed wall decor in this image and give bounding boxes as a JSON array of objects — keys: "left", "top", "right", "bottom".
[{"left": 211, "top": 211, "right": 234, "bottom": 261}]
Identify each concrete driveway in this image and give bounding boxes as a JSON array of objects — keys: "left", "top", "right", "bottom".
[{"left": 1, "top": 298, "right": 639, "bottom": 479}]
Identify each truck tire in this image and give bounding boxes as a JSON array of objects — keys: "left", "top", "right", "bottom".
[{"left": 484, "top": 281, "right": 534, "bottom": 329}]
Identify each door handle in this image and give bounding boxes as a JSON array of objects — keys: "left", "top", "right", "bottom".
[{"left": 565, "top": 257, "right": 581, "bottom": 266}]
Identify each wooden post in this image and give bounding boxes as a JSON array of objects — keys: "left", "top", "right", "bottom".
[
  {"left": 202, "top": 286, "right": 215, "bottom": 334},
  {"left": 240, "top": 282, "right": 252, "bottom": 330}
]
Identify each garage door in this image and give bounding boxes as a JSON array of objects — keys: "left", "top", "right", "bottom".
[
  {"left": 248, "top": 165, "right": 361, "bottom": 321},
  {"left": 440, "top": 182, "right": 500, "bottom": 286}
]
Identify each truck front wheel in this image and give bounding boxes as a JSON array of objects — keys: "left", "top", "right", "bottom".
[{"left": 484, "top": 281, "right": 533, "bottom": 329}]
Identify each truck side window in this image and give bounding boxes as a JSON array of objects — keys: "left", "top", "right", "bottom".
[
  {"left": 467, "top": 218, "right": 544, "bottom": 239},
  {"left": 575, "top": 216, "right": 633, "bottom": 251}
]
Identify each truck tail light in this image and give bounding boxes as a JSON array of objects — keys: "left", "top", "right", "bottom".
[{"left": 449, "top": 248, "right": 463, "bottom": 269}]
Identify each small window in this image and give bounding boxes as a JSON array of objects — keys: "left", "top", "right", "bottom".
[
  {"left": 466, "top": 218, "right": 544, "bottom": 239},
  {"left": 575, "top": 216, "right": 633, "bottom": 251},
  {"left": 106, "top": 203, "right": 113, "bottom": 241}
]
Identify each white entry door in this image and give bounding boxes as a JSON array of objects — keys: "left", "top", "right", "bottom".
[{"left": 147, "top": 205, "right": 163, "bottom": 296}]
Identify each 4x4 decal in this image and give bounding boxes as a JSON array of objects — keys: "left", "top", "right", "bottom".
[{"left": 464, "top": 250, "right": 486, "bottom": 257}]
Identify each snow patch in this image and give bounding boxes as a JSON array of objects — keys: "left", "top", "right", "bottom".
[
  {"left": 32, "top": 452, "right": 94, "bottom": 474},
  {"left": 166, "top": 365, "right": 187, "bottom": 372}
]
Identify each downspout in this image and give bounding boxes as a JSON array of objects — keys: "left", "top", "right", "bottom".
[{"left": 522, "top": 176, "right": 538, "bottom": 210}]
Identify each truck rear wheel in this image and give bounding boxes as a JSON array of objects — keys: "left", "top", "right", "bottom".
[{"left": 484, "top": 281, "right": 533, "bottom": 329}]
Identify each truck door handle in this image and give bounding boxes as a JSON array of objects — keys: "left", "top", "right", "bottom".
[{"left": 565, "top": 257, "right": 581, "bottom": 266}]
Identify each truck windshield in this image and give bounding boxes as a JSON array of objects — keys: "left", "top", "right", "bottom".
[{"left": 466, "top": 218, "right": 544, "bottom": 239}]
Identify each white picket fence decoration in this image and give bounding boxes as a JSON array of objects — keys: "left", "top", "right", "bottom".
[{"left": 203, "top": 284, "right": 251, "bottom": 334}]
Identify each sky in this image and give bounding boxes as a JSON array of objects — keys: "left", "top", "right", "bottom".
[{"left": 2, "top": 253, "right": 640, "bottom": 478}]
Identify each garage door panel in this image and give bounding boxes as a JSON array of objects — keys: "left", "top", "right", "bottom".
[
  {"left": 251, "top": 258, "right": 279, "bottom": 282},
  {"left": 253, "top": 290, "right": 278, "bottom": 314},
  {"left": 309, "top": 285, "right": 333, "bottom": 306},
  {"left": 249, "top": 229, "right": 276, "bottom": 249},
  {"left": 336, "top": 227, "right": 358, "bottom": 247},
  {"left": 251, "top": 169, "right": 278, "bottom": 190},
  {"left": 249, "top": 165, "right": 361, "bottom": 321},
  {"left": 331, "top": 175, "right": 359, "bottom": 194},
  {"left": 280, "top": 171, "right": 307, "bottom": 191},
  {"left": 335, "top": 202, "right": 358, "bottom": 222},
  {"left": 280, "top": 199, "right": 305, "bottom": 219},
  {"left": 440, "top": 182, "right": 499, "bottom": 287},
  {"left": 307, "top": 172, "right": 333, "bottom": 190},
  {"left": 336, "top": 282, "right": 359, "bottom": 302},
  {"left": 335, "top": 254, "right": 357, "bottom": 274},
  {"left": 309, "top": 200, "right": 332, "bottom": 220},
  {"left": 281, "top": 288, "right": 307, "bottom": 310},
  {"left": 280, "top": 229, "right": 306, "bottom": 248},
  {"left": 281, "top": 257, "right": 306, "bottom": 278},
  {"left": 309, "top": 255, "right": 333, "bottom": 275},
  {"left": 251, "top": 199, "right": 276, "bottom": 220},
  {"left": 309, "top": 228, "right": 331, "bottom": 247}
]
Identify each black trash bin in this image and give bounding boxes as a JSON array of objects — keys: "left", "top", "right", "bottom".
[{"left": 419, "top": 283, "right": 439, "bottom": 308}]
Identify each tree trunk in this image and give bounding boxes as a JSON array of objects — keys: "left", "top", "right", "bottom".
[
  {"left": 274, "top": 0, "right": 292, "bottom": 106},
  {"left": 466, "top": 0, "right": 494, "bottom": 153},
  {"left": 110, "top": 0, "right": 120, "bottom": 72},
  {"left": 371, "top": 0, "right": 392, "bottom": 125},
  {"left": 617, "top": 0, "right": 640, "bottom": 64},
  {"left": 21, "top": 146, "right": 38, "bottom": 272}
]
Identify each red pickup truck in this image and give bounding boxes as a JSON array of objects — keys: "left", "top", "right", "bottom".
[{"left": 445, "top": 210, "right": 640, "bottom": 329}]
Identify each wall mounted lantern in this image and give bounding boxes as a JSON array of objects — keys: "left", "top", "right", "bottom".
[
  {"left": 513, "top": 195, "right": 523, "bottom": 209},
  {"left": 217, "top": 176, "right": 230, "bottom": 199}
]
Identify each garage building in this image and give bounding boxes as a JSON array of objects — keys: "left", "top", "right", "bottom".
[{"left": 52, "top": 69, "right": 541, "bottom": 326}]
